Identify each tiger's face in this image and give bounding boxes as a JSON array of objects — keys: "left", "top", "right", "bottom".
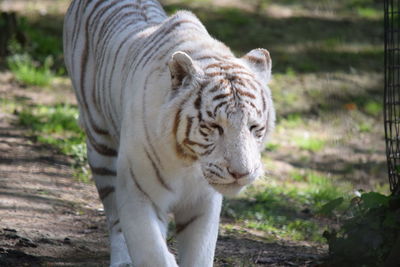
[
  {"left": 197, "top": 109, "right": 267, "bottom": 196},
  {"left": 164, "top": 49, "right": 274, "bottom": 196}
]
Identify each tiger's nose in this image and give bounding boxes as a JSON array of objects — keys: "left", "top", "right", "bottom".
[{"left": 227, "top": 168, "right": 249, "bottom": 180}]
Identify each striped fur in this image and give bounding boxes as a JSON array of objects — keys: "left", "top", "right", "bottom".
[{"left": 64, "top": 1, "right": 275, "bottom": 266}]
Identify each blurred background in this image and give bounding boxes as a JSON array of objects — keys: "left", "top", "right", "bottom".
[{"left": 0, "top": 0, "right": 387, "bottom": 266}]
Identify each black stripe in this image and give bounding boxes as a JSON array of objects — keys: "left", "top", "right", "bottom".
[
  {"left": 172, "top": 90, "right": 198, "bottom": 161},
  {"left": 70, "top": 0, "right": 89, "bottom": 72},
  {"left": 183, "top": 138, "right": 213, "bottom": 149},
  {"left": 136, "top": 19, "right": 204, "bottom": 70},
  {"left": 79, "top": 1, "right": 111, "bottom": 136},
  {"left": 98, "top": 186, "right": 115, "bottom": 200},
  {"left": 236, "top": 89, "right": 256, "bottom": 99},
  {"left": 108, "top": 30, "right": 135, "bottom": 116},
  {"left": 194, "top": 95, "right": 202, "bottom": 110},
  {"left": 199, "top": 129, "right": 208, "bottom": 137},
  {"left": 195, "top": 55, "right": 227, "bottom": 62},
  {"left": 129, "top": 167, "right": 163, "bottom": 222},
  {"left": 205, "top": 62, "right": 243, "bottom": 70},
  {"left": 142, "top": 71, "right": 164, "bottom": 167},
  {"left": 88, "top": 0, "right": 121, "bottom": 33},
  {"left": 206, "top": 71, "right": 224, "bottom": 78},
  {"left": 176, "top": 215, "right": 201, "bottom": 234},
  {"left": 213, "top": 93, "right": 232, "bottom": 101},
  {"left": 261, "top": 89, "right": 267, "bottom": 111},
  {"left": 185, "top": 117, "right": 194, "bottom": 139},
  {"left": 91, "top": 122, "right": 109, "bottom": 135},
  {"left": 87, "top": 0, "right": 121, "bottom": 112},
  {"left": 210, "top": 163, "right": 223, "bottom": 172},
  {"left": 213, "top": 101, "right": 228, "bottom": 117},
  {"left": 200, "top": 146, "right": 215, "bottom": 156},
  {"left": 86, "top": 132, "right": 118, "bottom": 157},
  {"left": 96, "top": 11, "right": 142, "bottom": 132},
  {"left": 144, "top": 148, "right": 173, "bottom": 192},
  {"left": 112, "top": 219, "right": 120, "bottom": 228},
  {"left": 237, "top": 77, "right": 259, "bottom": 92},
  {"left": 90, "top": 163, "right": 117, "bottom": 176}
]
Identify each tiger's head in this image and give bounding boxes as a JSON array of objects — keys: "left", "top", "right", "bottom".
[{"left": 161, "top": 49, "right": 275, "bottom": 196}]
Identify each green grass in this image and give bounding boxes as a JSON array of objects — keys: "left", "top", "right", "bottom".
[
  {"left": 277, "top": 113, "right": 304, "bottom": 128},
  {"left": 356, "top": 7, "right": 382, "bottom": 19},
  {"left": 7, "top": 53, "right": 54, "bottom": 86},
  {"left": 363, "top": 100, "right": 382, "bottom": 117},
  {"left": 13, "top": 15, "right": 64, "bottom": 68},
  {"left": 358, "top": 121, "right": 372, "bottom": 133},
  {"left": 265, "top": 142, "right": 280, "bottom": 152},
  {"left": 18, "top": 104, "right": 81, "bottom": 134},
  {"left": 4, "top": 14, "right": 64, "bottom": 84},
  {"left": 293, "top": 135, "right": 326, "bottom": 152},
  {"left": 1, "top": 98, "right": 20, "bottom": 114},
  {"left": 223, "top": 171, "right": 351, "bottom": 242},
  {"left": 17, "top": 103, "right": 89, "bottom": 182}
]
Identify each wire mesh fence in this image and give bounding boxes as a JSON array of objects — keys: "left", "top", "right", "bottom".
[{"left": 384, "top": 0, "right": 400, "bottom": 195}]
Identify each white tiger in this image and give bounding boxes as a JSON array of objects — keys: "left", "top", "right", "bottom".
[{"left": 63, "top": 0, "right": 275, "bottom": 266}]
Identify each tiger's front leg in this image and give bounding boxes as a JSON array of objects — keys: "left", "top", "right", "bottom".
[
  {"left": 175, "top": 192, "right": 223, "bottom": 267},
  {"left": 116, "top": 164, "right": 178, "bottom": 267}
]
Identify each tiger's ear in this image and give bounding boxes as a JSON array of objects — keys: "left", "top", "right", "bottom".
[
  {"left": 168, "top": 51, "right": 201, "bottom": 90},
  {"left": 242, "top": 48, "right": 272, "bottom": 83}
]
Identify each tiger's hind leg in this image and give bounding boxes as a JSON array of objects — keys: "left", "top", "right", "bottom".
[{"left": 86, "top": 140, "right": 132, "bottom": 267}]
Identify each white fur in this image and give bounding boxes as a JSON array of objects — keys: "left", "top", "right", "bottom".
[{"left": 63, "top": 1, "right": 275, "bottom": 266}]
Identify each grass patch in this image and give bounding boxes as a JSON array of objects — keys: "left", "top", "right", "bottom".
[
  {"left": 7, "top": 53, "right": 54, "bottom": 86},
  {"left": 278, "top": 113, "right": 304, "bottom": 128},
  {"left": 0, "top": 98, "right": 22, "bottom": 113},
  {"left": 18, "top": 104, "right": 81, "bottom": 134},
  {"left": 358, "top": 121, "right": 372, "bottom": 133},
  {"left": 363, "top": 100, "right": 382, "bottom": 117},
  {"left": 17, "top": 103, "right": 89, "bottom": 182},
  {"left": 265, "top": 142, "right": 280, "bottom": 152},
  {"left": 289, "top": 171, "right": 349, "bottom": 210},
  {"left": 223, "top": 171, "right": 351, "bottom": 243},
  {"left": 4, "top": 14, "right": 64, "bottom": 84},
  {"left": 293, "top": 134, "right": 326, "bottom": 152},
  {"left": 356, "top": 7, "right": 382, "bottom": 20},
  {"left": 13, "top": 15, "right": 64, "bottom": 69}
]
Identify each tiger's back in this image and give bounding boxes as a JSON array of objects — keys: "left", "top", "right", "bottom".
[{"left": 64, "top": 0, "right": 167, "bottom": 143}]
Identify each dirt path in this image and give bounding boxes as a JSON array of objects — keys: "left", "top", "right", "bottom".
[{"left": 0, "top": 109, "right": 110, "bottom": 266}]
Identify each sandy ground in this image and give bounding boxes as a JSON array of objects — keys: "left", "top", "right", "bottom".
[{"left": 0, "top": 119, "right": 110, "bottom": 266}]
